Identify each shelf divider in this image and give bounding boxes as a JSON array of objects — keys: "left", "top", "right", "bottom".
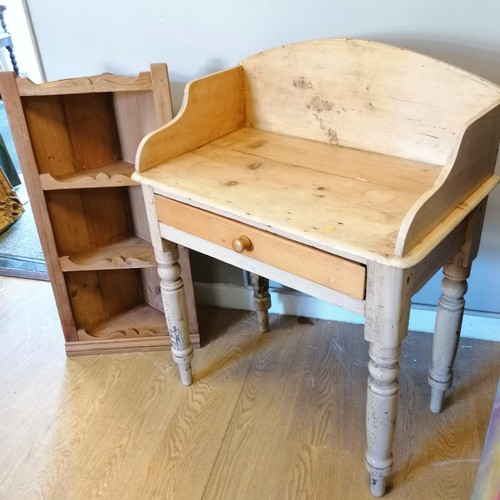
[
  {"left": 40, "top": 160, "right": 136, "bottom": 190},
  {"left": 76, "top": 303, "right": 168, "bottom": 340},
  {"left": 59, "top": 236, "right": 156, "bottom": 271}
]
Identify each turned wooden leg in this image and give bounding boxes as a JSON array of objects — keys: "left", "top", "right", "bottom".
[
  {"left": 364, "top": 263, "right": 413, "bottom": 497},
  {"left": 365, "top": 343, "right": 401, "bottom": 497},
  {"left": 157, "top": 240, "right": 194, "bottom": 386},
  {"left": 250, "top": 273, "right": 271, "bottom": 333},
  {"left": 428, "top": 261, "right": 469, "bottom": 413}
]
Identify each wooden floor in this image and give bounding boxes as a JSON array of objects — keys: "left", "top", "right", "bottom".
[{"left": 1, "top": 275, "right": 499, "bottom": 499}]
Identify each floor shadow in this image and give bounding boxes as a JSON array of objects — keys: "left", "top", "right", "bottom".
[{"left": 192, "top": 306, "right": 266, "bottom": 381}]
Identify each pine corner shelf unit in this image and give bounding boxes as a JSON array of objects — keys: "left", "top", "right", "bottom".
[{"left": 0, "top": 66, "right": 199, "bottom": 355}]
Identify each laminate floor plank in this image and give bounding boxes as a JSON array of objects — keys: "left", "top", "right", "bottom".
[
  {"left": 202, "top": 317, "right": 370, "bottom": 500},
  {"left": 0, "top": 276, "right": 499, "bottom": 499},
  {"left": 131, "top": 310, "right": 262, "bottom": 500}
]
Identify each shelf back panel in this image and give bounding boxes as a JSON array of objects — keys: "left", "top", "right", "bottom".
[
  {"left": 45, "top": 188, "right": 132, "bottom": 257},
  {"left": 65, "top": 269, "right": 143, "bottom": 331},
  {"left": 22, "top": 92, "right": 121, "bottom": 176},
  {"left": 113, "top": 90, "right": 158, "bottom": 163}
]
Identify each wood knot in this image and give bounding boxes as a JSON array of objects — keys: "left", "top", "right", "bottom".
[{"left": 247, "top": 161, "right": 262, "bottom": 170}]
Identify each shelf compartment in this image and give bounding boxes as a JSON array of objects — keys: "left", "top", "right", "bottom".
[
  {"left": 22, "top": 92, "right": 123, "bottom": 179},
  {"left": 59, "top": 236, "right": 156, "bottom": 271},
  {"left": 45, "top": 187, "right": 135, "bottom": 259},
  {"left": 76, "top": 303, "right": 168, "bottom": 340},
  {"left": 65, "top": 268, "right": 152, "bottom": 338},
  {"left": 40, "top": 160, "right": 136, "bottom": 190}
]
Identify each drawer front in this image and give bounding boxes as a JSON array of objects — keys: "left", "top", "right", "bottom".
[{"left": 155, "top": 196, "right": 366, "bottom": 300}]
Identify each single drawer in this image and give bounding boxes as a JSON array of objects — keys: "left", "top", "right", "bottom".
[{"left": 155, "top": 196, "right": 366, "bottom": 300}]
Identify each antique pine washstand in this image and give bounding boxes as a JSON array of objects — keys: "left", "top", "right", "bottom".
[{"left": 133, "top": 39, "right": 500, "bottom": 496}]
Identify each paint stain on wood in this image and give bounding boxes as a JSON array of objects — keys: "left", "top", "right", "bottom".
[
  {"left": 293, "top": 77, "right": 313, "bottom": 89},
  {"left": 307, "top": 96, "right": 334, "bottom": 114},
  {"left": 307, "top": 96, "right": 338, "bottom": 144},
  {"left": 250, "top": 140, "right": 265, "bottom": 149},
  {"left": 223, "top": 180, "right": 238, "bottom": 187},
  {"left": 326, "top": 128, "right": 338, "bottom": 144}
]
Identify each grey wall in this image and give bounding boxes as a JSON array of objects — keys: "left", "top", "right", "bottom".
[{"left": 27, "top": 0, "right": 500, "bottom": 314}]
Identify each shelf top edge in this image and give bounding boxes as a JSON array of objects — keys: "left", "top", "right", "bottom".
[{"left": 17, "top": 72, "right": 154, "bottom": 97}]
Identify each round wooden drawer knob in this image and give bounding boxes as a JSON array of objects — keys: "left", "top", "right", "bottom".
[{"left": 232, "top": 235, "right": 252, "bottom": 253}]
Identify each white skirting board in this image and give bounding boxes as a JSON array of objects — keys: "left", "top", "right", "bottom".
[{"left": 194, "top": 282, "right": 500, "bottom": 342}]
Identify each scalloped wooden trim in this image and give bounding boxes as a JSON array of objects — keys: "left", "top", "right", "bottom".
[
  {"left": 17, "top": 71, "right": 153, "bottom": 96},
  {"left": 39, "top": 161, "right": 136, "bottom": 190},
  {"left": 59, "top": 236, "right": 156, "bottom": 271},
  {"left": 77, "top": 304, "right": 168, "bottom": 341},
  {"left": 77, "top": 326, "right": 166, "bottom": 341}
]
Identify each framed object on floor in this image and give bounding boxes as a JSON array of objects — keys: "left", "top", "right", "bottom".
[{"left": 0, "top": 165, "right": 23, "bottom": 233}]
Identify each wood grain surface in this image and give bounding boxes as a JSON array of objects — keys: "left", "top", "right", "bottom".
[{"left": 139, "top": 128, "right": 440, "bottom": 260}]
